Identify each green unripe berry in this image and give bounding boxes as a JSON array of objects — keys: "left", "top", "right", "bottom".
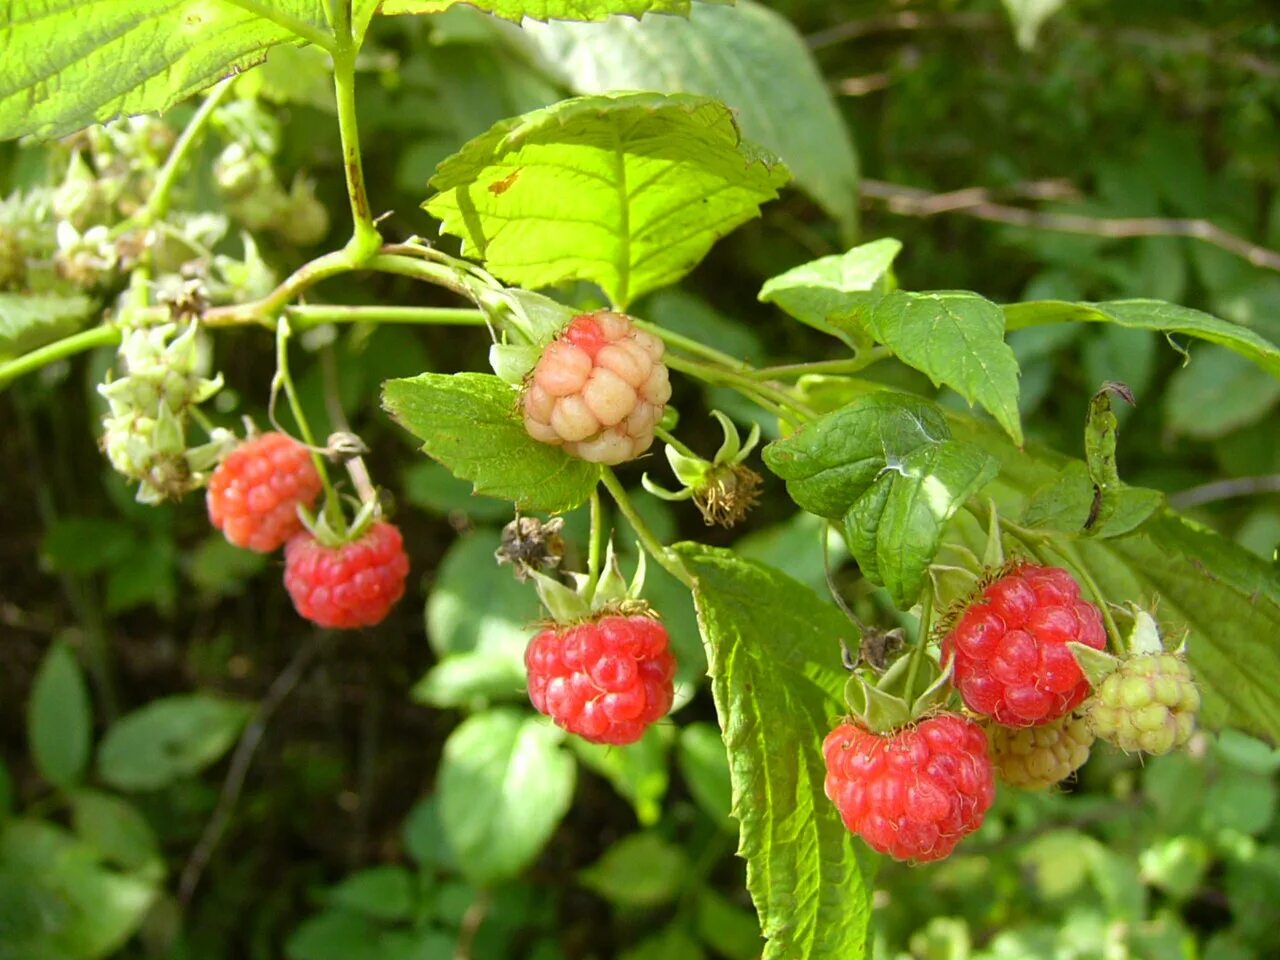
[
  {"left": 988, "top": 712, "right": 1094, "bottom": 790},
  {"left": 1088, "top": 651, "right": 1198, "bottom": 756}
]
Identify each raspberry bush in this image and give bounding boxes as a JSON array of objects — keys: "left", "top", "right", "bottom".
[{"left": 1, "top": 3, "right": 1279, "bottom": 959}]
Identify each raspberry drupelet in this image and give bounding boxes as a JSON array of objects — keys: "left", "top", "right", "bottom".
[
  {"left": 207, "top": 431, "right": 323, "bottom": 553},
  {"left": 521, "top": 311, "right": 671, "bottom": 465},
  {"left": 525, "top": 614, "right": 676, "bottom": 745},
  {"left": 941, "top": 563, "right": 1107, "bottom": 727},
  {"left": 283, "top": 520, "right": 410, "bottom": 629}
]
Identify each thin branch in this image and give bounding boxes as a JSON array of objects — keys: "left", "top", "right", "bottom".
[
  {"left": 861, "top": 178, "right": 1280, "bottom": 273},
  {"left": 178, "top": 634, "right": 326, "bottom": 906},
  {"left": 807, "top": 11, "right": 998, "bottom": 50},
  {"left": 1169, "top": 474, "right": 1280, "bottom": 509}
]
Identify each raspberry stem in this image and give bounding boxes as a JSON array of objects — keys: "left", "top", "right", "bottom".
[
  {"left": 272, "top": 319, "right": 342, "bottom": 528},
  {"left": 584, "top": 489, "right": 604, "bottom": 605},
  {"left": 601, "top": 468, "right": 694, "bottom": 589}
]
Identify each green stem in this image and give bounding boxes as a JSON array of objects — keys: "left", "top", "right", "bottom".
[
  {"left": 664, "top": 352, "right": 815, "bottom": 423},
  {"left": 632, "top": 318, "right": 751, "bottom": 371},
  {"left": 600, "top": 468, "right": 693, "bottom": 589},
  {"left": 749, "top": 349, "right": 891, "bottom": 379},
  {"left": 331, "top": 47, "right": 381, "bottom": 262},
  {"left": 903, "top": 586, "right": 934, "bottom": 699},
  {"left": 1043, "top": 539, "right": 1124, "bottom": 654},
  {"left": 143, "top": 75, "right": 237, "bottom": 224},
  {"left": 653, "top": 424, "right": 697, "bottom": 459},
  {"left": 206, "top": 249, "right": 361, "bottom": 325},
  {"left": 364, "top": 253, "right": 487, "bottom": 302},
  {"left": 274, "top": 320, "right": 341, "bottom": 525},
  {"left": 287, "top": 305, "right": 487, "bottom": 328},
  {"left": 0, "top": 326, "right": 122, "bottom": 390},
  {"left": 584, "top": 489, "right": 603, "bottom": 605}
]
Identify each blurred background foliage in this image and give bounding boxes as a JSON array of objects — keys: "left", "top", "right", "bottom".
[{"left": 1, "top": 1, "right": 1278, "bottom": 958}]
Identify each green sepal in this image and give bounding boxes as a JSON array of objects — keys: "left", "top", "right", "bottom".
[
  {"left": 640, "top": 473, "right": 696, "bottom": 502},
  {"left": 490, "top": 342, "right": 541, "bottom": 386},
  {"left": 481, "top": 287, "right": 575, "bottom": 348},
  {"left": 843, "top": 672, "right": 911, "bottom": 734},
  {"left": 981, "top": 500, "right": 1005, "bottom": 569},
  {"left": 667, "top": 445, "right": 711, "bottom": 488},
  {"left": 1068, "top": 642, "right": 1120, "bottom": 688},
  {"left": 1126, "top": 609, "right": 1166, "bottom": 656},
  {"left": 529, "top": 568, "right": 593, "bottom": 624},
  {"left": 908, "top": 658, "right": 956, "bottom": 720}
]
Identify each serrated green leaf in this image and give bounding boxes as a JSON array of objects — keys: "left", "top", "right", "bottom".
[
  {"left": 384, "top": 373, "right": 599, "bottom": 513},
  {"left": 424, "top": 92, "right": 788, "bottom": 307},
  {"left": 673, "top": 543, "right": 870, "bottom": 960},
  {"left": 843, "top": 440, "right": 998, "bottom": 608},
  {"left": 579, "top": 832, "right": 688, "bottom": 907},
  {"left": 572, "top": 726, "right": 670, "bottom": 827},
  {"left": 758, "top": 239, "right": 901, "bottom": 345},
  {"left": 0, "top": 292, "right": 95, "bottom": 357},
  {"left": 762, "top": 391, "right": 950, "bottom": 520},
  {"left": 859, "top": 291, "right": 1023, "bottom": 444},
  {"left": 0, "top": 2, "right": 333, "bottom": 141},
  {"left": 438, "top": 709, "right": 575, "bottom": 884},
  {"left": 521, "top": 1, "right": 858, "bottom": 235},
  {"left": 1022, "top": 461, "right": 1163, "bottom": 538},
  {"left": 97, "top": 694, "right": 252, "bottom": 792},
  {"left": 1003, "top": 298, "right": 1280, "bottom": 379},
  {"left": 28, "top": 641, "right": 92, "bottom": 789},
  {"left": 380, "top": 0, "right": 722, "bottom": 23}
]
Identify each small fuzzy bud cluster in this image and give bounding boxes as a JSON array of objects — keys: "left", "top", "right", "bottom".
[
  {"left": 99, "top": 322, "right": 229, "bottom": 504},
  {"left": 1089, "top": 652, "right": 1199, "bottom": 755},
  {"left": 0, "top": 226, "right": 26, "bottom": 291},
  {"left": 988, "top": 712, "right": 1094, "bottom": 790},
  {"left": 522, "top": 311, "right": 670, "bottom": 465}
]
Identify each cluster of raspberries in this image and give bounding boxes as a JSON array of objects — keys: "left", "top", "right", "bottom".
[{"left": 207, "top": 432, "right": 408, "bottom": 628}]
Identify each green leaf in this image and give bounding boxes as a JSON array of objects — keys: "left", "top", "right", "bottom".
[
  {"left": 579, "top": 832, "right": 688, "bottom": 907},
  {"left": 571, "top": 726, "right": 670, "bottom": 827},
  {"left": 0, "top": 2, "right": 334, "bottom": 141},
  {"left": 327, "top": 866, "right": 416, "bottom": 922},
  {"left": 383, "top": 372, "right": 599, "bottom": 513},
  {"left": 380, "top": 0, "right": 722, "bottom": 23},
  {"left": 286, "top": 908, "right": 443, "bottom": 960},
  {"left": 97, "top": 694, "right": 252, "bottom": 791},
  {"left": 842, "top": 440, "right": 998, "bottom": 608},
  {"left": 696, "top": 889, "right": 763, "bottom": 960},
  {"left": 28, "top": 641, "right": 92, "bottom": 789},
  {"left": 1022, "top": 461, "right": 1163, "bottom": 539},
  {"left": 41, "top": 517, "right": 136, "bottom": 576},
  {"left": 412, "top": 651, "right": 528, "bottom": 708},
  {"left": 437, "top": 709, "right": 575, "bottom": 884},
  {"left": 402, "top": 796, "right": 457, "bottom": 871},
  {"left": 676, "top": 722, "right": 734, "bottom": 831},
  {"left": 424, "top": 92, "right": 788, "bottom": 307},
  {"left": 762, "top": 390, "right": 950, "bottom": 520},
  {"left": 621, "top": 927, "right": 707, "bottom": 960},
  {"left": 1164, "top": 345, "right": 1280, "bottom": 439},
  {"left": 521, "top": 0, "right": 858, "bottom": 236},
  {"left": 70, "top": 789, "right": 162, "bottom": 875},
  {"left": 758, "top": 239, "right": 902, "bottom": 346},
  {"left": 1003, "top": 298, "right": 1280, "bottom": 380},
  {"left": 0, "top": 819, "right": 157, "bottom": 959},
  {"left": 859, "top": 291, "right": 1023, "bottom": 445},
  {"left": 0, "top": 293, "right": 95, "bottom": 356},
  {"left": 673, "top": 543, "right": 870, "bottom": 960}
]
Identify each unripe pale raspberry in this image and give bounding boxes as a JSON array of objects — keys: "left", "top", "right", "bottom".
[
  {"left": 823, "top": 714, "right": 995, "bottom": 862},
  {"left": 283, "top": 521, "right": 410, "bottom": 629},
  {"left": 1089, "top": 652, "right": 1199, "bottom": 755},
  {"left": 988, "top": 712, "right": 1093, "bottom": 790},
  {"left": 525, "top": 614, "right": 676, "bottom": 745},
  {"left": 941, "top": 563, "right": 1107, "bottom": 727},
  {"left": 207, "top": 432, "right": 323, "bottom": 553},
  {"left": 521, "top": 311, "right": 670, "bottom": 465}
]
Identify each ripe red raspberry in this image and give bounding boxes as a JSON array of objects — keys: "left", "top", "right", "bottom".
[
  {"left": 1089, "top": 652, "right": 1199, "bottom": 755},
  {"left": 941, "top": 564, "right": 1107, "bottom": 727},
  {"left": 521, "top": 311, "right": 670, "bottom": 465},
  {"left": 823, "top": 714, "right": 995, "bottom": 862},
  {"left": 283, "top": 521, "right": 410, "bottom": 629},
  {"left": 207, "top": 432, "right": 322, "bottom": 553},
  {"left": 525, "top": 614, "right": 676, "bottom": 745},
  {"left": 988, "top": 712, "right": 1093, "bottom": 790}
]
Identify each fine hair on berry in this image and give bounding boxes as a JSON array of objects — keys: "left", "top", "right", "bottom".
[
  {"left": 207, "top": 431, "right": 322, "bottom": 553},
  {"left": 823, "top": 714, "right": 995, "bottom": 862},
  {"left": 525, "top": 614, "right": 676, "bottom": 745},
  {"left": 941, "top": 563, "right": 1107, "bottom": 726},
  {"left": 283, "top": 521, "right": 410, "bottom": 629}
]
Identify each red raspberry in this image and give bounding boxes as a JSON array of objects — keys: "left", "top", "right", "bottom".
[
  {"left": 521, "top": 311, "right": 670, "bottom": 465},
  {"left": 525, "top": 614, "right": 676, "bottom": 745},
  {"left": 283, "top": 521, "right": 410, "bottom": 629},
  {"left": 941, "top": 564, "right": 1107, "bottom": 727},
  {"left": 823, "top": 714, "right": 995, "bottom": 862},
  {"left": 207, "top": 432, "right": 322, "bottom": 553}
]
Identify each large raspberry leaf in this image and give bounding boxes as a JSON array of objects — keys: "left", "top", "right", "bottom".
[
  {"left": 842, "top": 439, "right": 998, "bottom": 608},
  {"left": 424, "top": 92, "right": 789, "bottom": 308},
  {"left": 519, "top": 1, "right": 859, "bottom": 238},
  {"left": 382, "top": 372, "right": 600, "bottom": 513},
  {"left": 1004, "top": 299, "right": 1280, "bottom": 380},
  {"left": 761, "top": 390, "right": 951, "bottom": 520},
  {"left": 0, "top": 293, "right": 96, "bottom": 360},
  {"left": 380, "top": 0, "right": 724, "bottom": 20},
  {"left": 0, "top": 2, "right": 339, "bottom": 140},
  {"left": 673, "top": 543, "right": 871, "bottom": 960},
  {"left": 437, "top": 709, "right": 575, "bottom": 884}
]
